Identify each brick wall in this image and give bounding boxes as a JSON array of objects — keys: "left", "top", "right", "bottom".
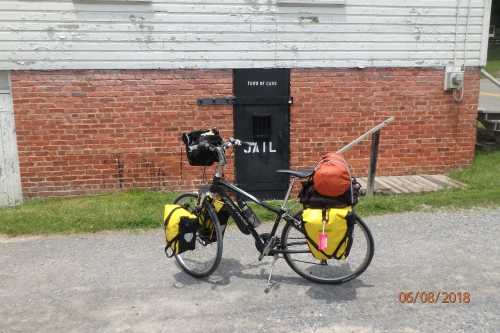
[
  {"left": 11, "top": 70, "right": 234, "bottom": 198},
  {"left": 11, "top": 67, "right": 479, "bottom": 198},
  {"left": 291, "top": 68, "right": 480, "bottom": 176}
]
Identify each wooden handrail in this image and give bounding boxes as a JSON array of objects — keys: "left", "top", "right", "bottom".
[
  {"left": 481, "top": 69, "right": 500, "bottom": 88},
  {"left": 336, "top": 116, "right": 395, "bottom": 196},
  {"left": 336, "top": 116, "right": 395, "bottom": 154}
]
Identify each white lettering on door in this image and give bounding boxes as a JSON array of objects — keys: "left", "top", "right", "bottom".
[
  {"left": 243, "top": 142, "right": 277, "bottom": 154},
  {"left": 247, "top": 81, "right": 278, "bottom": 87},
  {"left": 243, "top": 144, "right": 252, "bottom": 154},
  {"left": 269, "top": 141, "right": 277, "bottom": 153}
]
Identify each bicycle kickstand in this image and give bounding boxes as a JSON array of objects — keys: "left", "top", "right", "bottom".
[{"left": 264, "top": 254, "right": 280, "bottom": 294}]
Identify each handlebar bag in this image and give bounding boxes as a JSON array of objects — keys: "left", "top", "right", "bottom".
[
  {"left": 313, "top": 153, "right": 352, "bottom": 197},
  {"left": 163, "top": 204, "right": 199, "bottom": 257},
  {"left": 302, "top": 207, "right": 355, "bottom": 260},
  {"left": 182, "top": 129, "right": 223, "bottom": 166}
]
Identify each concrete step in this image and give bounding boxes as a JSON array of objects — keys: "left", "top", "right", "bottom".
[
  {"left": 478, "top": 110, "right": 500, "bottom": 132},
  {"left": 479, "top": 119, "right": 500, "bottom": 132},
  {"left": 478, "top": 109, "right": 500, "bottom": 122}
]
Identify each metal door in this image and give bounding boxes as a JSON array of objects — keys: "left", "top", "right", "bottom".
[
  {"left": 0, "top": 71, "right": 23, "bottom": 207},
  {"left": 233, "top": 69, "right": 291, "bottom": 199}
]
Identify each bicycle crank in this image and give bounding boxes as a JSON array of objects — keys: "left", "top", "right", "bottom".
[{"left": 258, "top": 236, "right": 279, "bottom": 261}]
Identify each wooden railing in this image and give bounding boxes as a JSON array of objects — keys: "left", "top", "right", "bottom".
[{"left": 336, "top": 117, "right": 395, "bottom": 196}]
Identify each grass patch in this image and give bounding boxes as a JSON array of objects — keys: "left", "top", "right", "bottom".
[
  {"left": 1, "top": 151, "right": 499, "bottom": 237},
  {"left": 485, "top": 47, "right": 500, "bottom": 76},
  {"left": 0, "top": 190, "right": 177, "bottom": 236}
]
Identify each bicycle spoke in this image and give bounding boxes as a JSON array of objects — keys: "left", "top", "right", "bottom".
[
  {"left": 196, "top": 238, "right": 208, "bottom": 246},
  {"left": 289, "top": 258, "right": 323, "bottom": 266},
  {"left": 286, "top": 241, "right": 308, "bottom": 246}
]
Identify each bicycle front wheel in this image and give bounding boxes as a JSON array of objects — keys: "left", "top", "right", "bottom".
[
  {"left": 281, "top": 213, "right": 374, "bottom": 284},
  {"left": 173, "top": 193, "right": 223, "bottom": 278}
]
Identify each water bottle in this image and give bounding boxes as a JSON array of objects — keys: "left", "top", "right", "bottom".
[{"left": 239, "top": 200, "right": 261, "bottom": 228}]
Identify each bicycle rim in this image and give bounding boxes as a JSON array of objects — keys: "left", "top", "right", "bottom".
[
  {"left": 172, "top": 194, "right": 223, "bottom": 278},
  {"left": 282, "top": 214, "right": 374, "bottom": 284}
]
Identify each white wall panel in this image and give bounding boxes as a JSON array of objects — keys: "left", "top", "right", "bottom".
[{"left": 0, "top": 0, "right": 491, "bottom": 69}]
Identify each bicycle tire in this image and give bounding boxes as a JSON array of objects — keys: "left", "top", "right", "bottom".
[
  {"left": 173, "top": 192, "right": 199, "bottom": 213},
  {"left": 281, "top": 212, "right": 374, "bottom": 284},
  {"left": 172, "top": 193, "right": 223, "bottom": 278}
]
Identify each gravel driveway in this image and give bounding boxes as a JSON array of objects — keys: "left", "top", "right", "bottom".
[{"left": 1, "top": 208, "right": 499, "bottom": 333}]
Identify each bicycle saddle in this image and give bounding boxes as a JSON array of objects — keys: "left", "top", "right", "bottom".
[{"left": 275, "top": 169, "right": 314, "bottom": 178}]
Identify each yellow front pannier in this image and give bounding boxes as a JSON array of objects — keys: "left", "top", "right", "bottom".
[
  {"left": 198, "top": 199, "right": 229, "bottom": 243},
  {"left": 302, "top": 207, "right": 354, "bottom": 260},
  {"left": 163, "top": 204, "right": 199, "bottom": 257}
]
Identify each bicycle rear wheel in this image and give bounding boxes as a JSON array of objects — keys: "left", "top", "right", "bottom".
[
  {"left": 173, "top": 193, "right": 223, "bottom": 278},
  {"left": 281, "top": 213, "right": 374, "bottom": 284}
]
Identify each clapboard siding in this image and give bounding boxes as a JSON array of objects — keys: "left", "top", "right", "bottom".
[
  {"left": 2, "top": 42, "right": 482, "bottom": 52},
  {"left": 0, "top": 32, "right": 483, "bottom": 43},
  {"left": 0, "top": 0, "right": 490, "bottom": 69}
]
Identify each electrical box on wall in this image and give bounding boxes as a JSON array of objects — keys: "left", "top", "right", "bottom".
[{"left": 444, "top": 65, "right": 464, "bottom": 91}]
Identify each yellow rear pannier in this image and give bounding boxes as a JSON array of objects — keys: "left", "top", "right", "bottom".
[{"left": 302, "top": 207, "right": 354, "bottom": 260}]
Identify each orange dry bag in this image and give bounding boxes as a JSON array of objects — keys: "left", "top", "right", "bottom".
[{"left": 312, "top": 153, "right": 351, "bottom": 197}]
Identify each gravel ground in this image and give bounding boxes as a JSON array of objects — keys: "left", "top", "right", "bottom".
[{"left": 1, "top": 208, "right": 499, "bottom": 333}]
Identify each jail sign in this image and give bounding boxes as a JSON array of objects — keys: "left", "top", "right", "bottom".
[{"left": 243, "top": 141, "right": 277, "bottom": 154}]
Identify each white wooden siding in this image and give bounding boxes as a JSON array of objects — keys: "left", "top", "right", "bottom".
[
  {"left": 0, "top": 71, "right": 23, "bottom": 207},
  {"left": 0, "top": 0, "right": 491, "bottom": 70}
]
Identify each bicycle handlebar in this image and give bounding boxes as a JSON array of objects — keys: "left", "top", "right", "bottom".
[
  {"left": 189, "top": 137, "right": 252, "bottom": 153},
  {"left": 187, "top": 137, "right": 252, "bottom": 177}
]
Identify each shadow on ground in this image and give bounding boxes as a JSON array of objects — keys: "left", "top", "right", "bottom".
[{"left": 173, "top": 258, "right": 373, "bottom": 303}]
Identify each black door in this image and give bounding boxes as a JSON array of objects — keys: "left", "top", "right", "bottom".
[{"left": 233, "top": 69, "right": 291, "bottom": 199}]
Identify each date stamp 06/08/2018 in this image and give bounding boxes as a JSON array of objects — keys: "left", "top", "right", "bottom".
[{"left": 399, "top": 291, "right": 471, "bottom": 304}]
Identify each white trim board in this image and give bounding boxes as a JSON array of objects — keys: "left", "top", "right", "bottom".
[
  {"left": 0, "top": 71, "right": 23, "bottom": 207},
  {"left": 480, "top": 0, "right": 492, "bottom": 66}
]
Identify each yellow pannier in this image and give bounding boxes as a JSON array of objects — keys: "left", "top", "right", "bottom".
[
  {"left": 163, "top": 204, "right": 199, "bottom": 257},
  {"left": 198, "top": 199, "right": 229, "bottom": 243},
  {"left": 302, "top": 207, "right": 354, "bottom": 260}
]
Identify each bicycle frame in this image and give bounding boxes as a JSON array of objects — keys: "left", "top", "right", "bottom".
[
  {"left": 193, "top": 141, "right": 327, "bottom": 256},
  {"left": 203, "top": 175, "right": 307, "bottom": 255}
]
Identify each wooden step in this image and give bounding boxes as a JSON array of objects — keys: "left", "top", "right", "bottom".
[{"left": 357, "top": 174, "right": 465, "bottom": 195}]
